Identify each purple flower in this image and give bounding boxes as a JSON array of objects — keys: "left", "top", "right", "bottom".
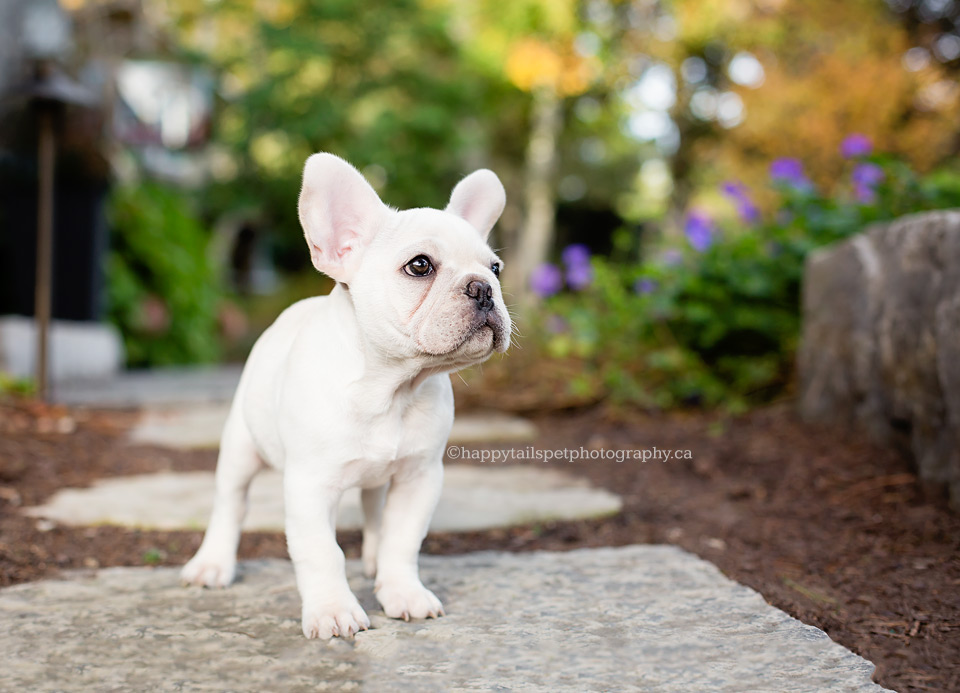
[
  {"left": 634, "top": 278, "right": 657, "bottom": 295},
  {"left": 769, "top": 158, "right": 813, "bottom": 191},
  {"left": 852, "top": 162, "right": 885, "bottom": 203},
  {"left": 658, "top": 249, "right": 684, "bottom": 267},
  {"left": 770, "top": 157, "right": 803, "bottom": 179},
  {"left": 546, "top": 314, "right": 569, "bottom": 334},
  {"left": 852, "top": 162, "right": 884, "bottom": 186},
  {"left": 853, "top": 184, "right": 875, "bottom": 204},
  {"left": 720, "top": 180, "right": 760, "bottom": 224},
  {"left": 840, "top": 133, "right": 872, "bottom": 158},
  {"left": 684, "top": 210, "right": 714, "bottom": 252},
  {"left": 720, "top": 180, "right": 746, "bottom": 198},
  {"left": 529, "top": 263, "right": 563, "bottom": 298},
  {"left": 561, "top": 244, "right": 591, "bottom": 268},
  {"left": 566, "top": 262, "right": 593, "bottom": 290}
]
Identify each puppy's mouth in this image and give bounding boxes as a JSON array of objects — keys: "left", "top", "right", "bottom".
[
  {"left": 471, "top": 310, "right": 508, "bottom": 347},
  {"left": 414, "top": 303, "right": 510, "bottom": 361},
  {"left": 449, "top": 311, "right": 507, "bottom": 357}
]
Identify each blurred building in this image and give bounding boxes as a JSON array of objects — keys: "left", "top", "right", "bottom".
[{"left": 0, "top": 0, "right": 216, "bottom": 381}]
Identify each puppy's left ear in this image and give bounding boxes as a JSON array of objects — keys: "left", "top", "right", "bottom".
[{"left": 446, "top": 169, "right": 506, "bottom": 241}]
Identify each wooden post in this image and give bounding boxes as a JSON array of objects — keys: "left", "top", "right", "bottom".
[{"left": 35, "top": 106, "right": 56, "bottom": 401}]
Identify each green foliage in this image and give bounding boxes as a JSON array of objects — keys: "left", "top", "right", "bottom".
[
  {"left": 164, "top": 0, "right": 646, "bottom": 270},
  {"left": 142, "top": 548, "right": 166, "bottom": 565},
  {"left": 183, "top": 0, "right": 500, "bottom": 268},
  {"left": 0, "top": 372, "right": 35, "bottom": 397},
  {"left": 533, "top": 155, "right": 960, "bottom": 410},
  {"left": 106, "top": 184, "right": 221, "bottom": 367}
]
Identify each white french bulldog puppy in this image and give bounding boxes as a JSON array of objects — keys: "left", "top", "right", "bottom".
[{"left": 181, "top": 153, "right": 510, "bottom": 639}]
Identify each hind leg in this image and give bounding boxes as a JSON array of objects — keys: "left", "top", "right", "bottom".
[
  {"left": 360, "top": 483, "right": 388, "bottom": 578},
  {"left": 181, "top": 406, "right": 263, "bottom": 587}
]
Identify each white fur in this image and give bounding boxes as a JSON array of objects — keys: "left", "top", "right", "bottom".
[{"left": 181, "top": 153, "right": 510, "bottom": 639}]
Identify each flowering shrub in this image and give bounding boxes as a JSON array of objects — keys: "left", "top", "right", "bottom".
[{"left": 526, "top": 138, "right": 960, "bottom": 410}]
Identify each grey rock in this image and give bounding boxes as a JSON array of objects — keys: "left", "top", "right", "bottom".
[
  {"left": 799, "top": 210, "right": 960, "bottom": 505},
  {"left": 0, "top": 546, "right": 888, "bottom": 692}
]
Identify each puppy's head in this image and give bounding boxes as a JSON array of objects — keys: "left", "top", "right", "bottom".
[{"left": 298, "top": 153, "right": 511, "bottom": 369}]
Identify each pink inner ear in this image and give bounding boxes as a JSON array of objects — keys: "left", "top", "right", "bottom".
[
  {"left": 312, "top": 219, "right": 360, "bottom": 268},
  {"left": 336, "top": 240, "right": 356, "bottom": 259},
  {"left": 298, "top": 153, "right": 389, "bottom": 282}
]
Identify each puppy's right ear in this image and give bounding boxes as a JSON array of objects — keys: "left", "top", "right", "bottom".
[
  {"left": 446, "top": 169, "right": 506, "bottom": 241},
  {"left": 298, "top": 153, "right": 389, "bottom": 283}
]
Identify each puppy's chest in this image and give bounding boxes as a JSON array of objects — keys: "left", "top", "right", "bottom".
[{"left": 340, "top": 405, "right": 440, "bottom": 486}]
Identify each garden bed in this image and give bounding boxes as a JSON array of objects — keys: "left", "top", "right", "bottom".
[{"left": 0, "top": 399, "right": 957, "bottom": 692}]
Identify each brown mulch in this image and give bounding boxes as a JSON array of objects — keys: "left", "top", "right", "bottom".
[{"left": 0, "top": 398, "right": 958, "bottom": 692}]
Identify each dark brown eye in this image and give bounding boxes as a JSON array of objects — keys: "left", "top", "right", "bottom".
[
  {"left": 491, "top": 263, "right": 501, "bottom": 278},
  {"left": 404, "top": 255, "right": 434, "bottom": 277}
]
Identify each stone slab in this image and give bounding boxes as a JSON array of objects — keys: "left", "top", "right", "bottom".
[
  {"left": 24, "top": 465, "right": 622, "bottom": 532},
  {"left": 445, "top": 411, "right": 538, "bottom": 444},
  {"left": 0, "top": 546, "right": 889, "bottom": 692},
  {"left": 128, "top": 404, "right": 538, "bottom": 450},
  {"left": 128, "top": 402, "right": 234, "bottom": 449},
  {"left": 54, "top": 365, "right": 244, "bottom": 407}
]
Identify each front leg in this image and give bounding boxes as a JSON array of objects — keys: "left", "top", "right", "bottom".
[
  {"left": 375, "top": 457, "right": 444, "bottom": 621},
  {"left": 284, "top": 467, "right": 369, "bottom": 639}
]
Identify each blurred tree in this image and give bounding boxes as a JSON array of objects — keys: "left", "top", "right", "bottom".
[
  {"left": 889, "top": 0, "right": 960, "bottom": 75},
  {"left": 155, "top": 0, "right": 651, "bottom": 300},
  {"left": 453, "top": 0, "right": 595, "bottom": 301},
  {"left": 160, "top": 0, "right": 494, "bottom": 269},
  {"left": 642, "top": 0, "right": 960, "bottom": 228},
  {"left": 446, "top": 0, "right": 656, "bottom": 301},
  {"left": 139, "top": 0, "right": 960, "bottom": 299}
]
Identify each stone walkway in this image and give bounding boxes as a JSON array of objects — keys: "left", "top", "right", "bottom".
[
  {"left": 127, "top": 403, "right": 539, "bottom": 449},
  {"left": 15, "top": 366, "right": 890, "bottom": 690},
  {"left": 0, "top": 547, "right": 888, "bottom": 692},
  {"left": 38, "top": 367, "right": 626, "bottom": 533},
  {"left": 25, "top": 465, "right": 623, "bottom": 532}
]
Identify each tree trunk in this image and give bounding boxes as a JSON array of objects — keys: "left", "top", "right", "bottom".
[{"left": 504, "top": 86, "right": 562, "bottom": 308}]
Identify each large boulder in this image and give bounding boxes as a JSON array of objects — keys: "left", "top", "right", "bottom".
[{"left": 798, "top": 210, "right": 960, "bottom": 506}]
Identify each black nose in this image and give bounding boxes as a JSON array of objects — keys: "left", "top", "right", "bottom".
[{"left": 465, "top": 279, "right": 494, "bottom": 312}]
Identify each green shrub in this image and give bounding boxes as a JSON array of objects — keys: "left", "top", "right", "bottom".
[
  {"left": 529, "top": 144, "right": 960, "bottom": 411},
  {"left": 106, "top": 184, "right": 221, "bottom": 367},
  {"left": 0, "top": 372, "right": 35, "bottom": 397}
]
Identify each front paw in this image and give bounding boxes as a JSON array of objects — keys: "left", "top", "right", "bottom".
[
  {"left": 301, "top": 597, "right": 370, "bottom": 639},
  {"left": 375, "top": 579, "right": 444, "bottom": 621},
  {"left": 180, "top": 552, "right": 236, "bottom": 588}
]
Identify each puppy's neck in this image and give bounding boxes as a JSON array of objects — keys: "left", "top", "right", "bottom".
[{"left": 327, "top": 283, "right": 438, "bottom": 409}]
